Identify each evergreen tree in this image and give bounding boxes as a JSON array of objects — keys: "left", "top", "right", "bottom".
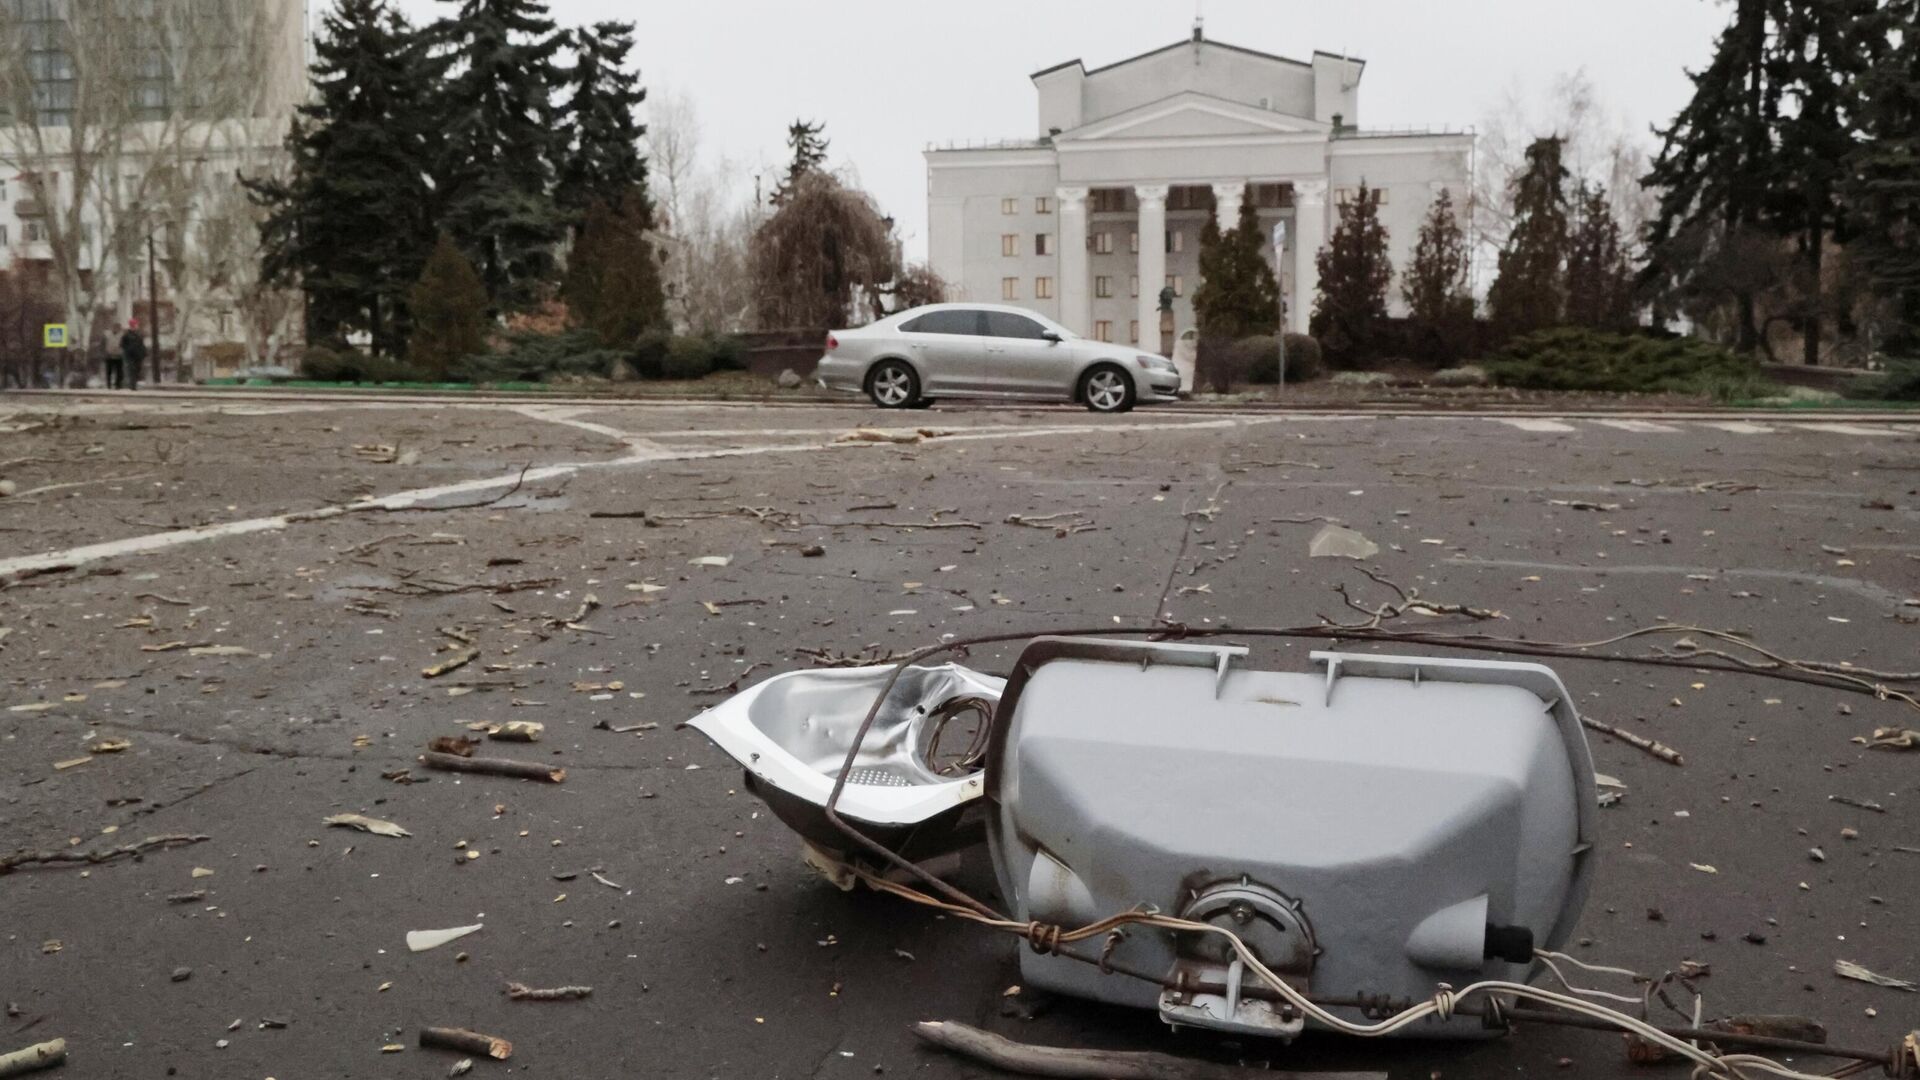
[
  {"left": 1642, "top": 0, "right": 1778, "bottom": 351},
  {"left": 1844, "top": 0, "right": 1920, "bottom": 352},
  {"left": 1766, "top": 0, "right": 1879, "bottom": 364},
  {"left": 1309, "top": 182, "right": 1393, "bottom": 368},
  {"left": 408, "top": 233, "right": 491, "bottom": 378},
  {"left": 770, "top": 120, "right": 828, "bottom": 206},
  {"left": 429, "top": 0, "right": 568, "bottom": 311},
  {"left": 1489, "top": 137, "right": 1571, "bottom": 340},
  {"left": 1565, "top": 183, "right": 1636, "bottom": 330},
  {"left": 554, "top": 21, "right": 649, "bottom": 227},
  {"left": 563, "top": 187, "right": 667, "bottom": 347},
  {"left": 1401, "top": 187, "right": 1474, "bottom": 363},
  {"left": 245, "top": 0, "right": 436, "bottom": 356},
  {"left": 1191, "top": 186, "right": 1281, "bottom": 345}
]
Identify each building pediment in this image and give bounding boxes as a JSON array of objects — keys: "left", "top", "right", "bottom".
[{"left": 1057, "top": 91, "right": 1329, "bottom": 144}]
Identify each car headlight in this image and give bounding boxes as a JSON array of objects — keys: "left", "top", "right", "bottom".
[{"left": 1138, "top": 355, "right": 1174, "bottom": 371}]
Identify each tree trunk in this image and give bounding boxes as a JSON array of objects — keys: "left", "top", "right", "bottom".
[{"left": 1803, "top": 214, "right": 1823, "bottom": 366}]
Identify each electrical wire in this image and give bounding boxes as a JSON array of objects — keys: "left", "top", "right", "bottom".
[{"left": 846, "top": 863, "right": 1842, "bottom": 1080}]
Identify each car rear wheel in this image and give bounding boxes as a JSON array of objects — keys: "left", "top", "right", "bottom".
[
  {"left": 1081, "top": 365, "right": 1135, "bottom": 413},
  {"left": 867, "top": 361, "right": 919, "bottom": 408}
]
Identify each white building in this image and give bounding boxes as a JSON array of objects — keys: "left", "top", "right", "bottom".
[{"left": 925, "top": 26, "right": 1473, "bottom": 352}]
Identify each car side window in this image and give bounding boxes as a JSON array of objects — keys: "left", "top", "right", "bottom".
[
  {"left": 984, "top": 312, "right": 1048, "bottom": 340},
  {"left": 902, "top": 310, "right": 982, "bottom": 336}
]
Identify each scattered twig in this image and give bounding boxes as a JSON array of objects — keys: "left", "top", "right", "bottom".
[
  {"left": 0, "top": 1038, "right": 66, "bottom": 1078},
  {"left": 423, "top": 647, "right": 479, "bottom": 679},
  {"left": 1, "top": 834, "right": 209, "bottom": 875},
  {"left": 1326, "top": 567, "right": 1504, "bottom": 629},
  {"left": 359, "top": 464, "right": 533, "bottom": 515},
  {"left": 419, "top": 1027, "right": 512, "bottom": 1060},
  {"left": 1580, "top": 716, "right": 1686, "bottom": 766},
  {"left": 811, "top": 517, "right": 983, "bottom": 531},
  {"left": 690, "top": 662, "right": 767, "bottom": 696},
  {"left": 1828, "top": 794, "right": 1886, "bottom": 814},
  {"left": 420, "top": 751, "right": 565, "bottom": 783},
  {"left": 428, "top": 735, "right": 480, "bottom": 757},
  {"left": 134, "top": 592, "right": 191, "bottom": 606},
  {"left": 4, "top": 473, "right": 154, "bottom": 501},
  {"left": 909, "top": 1020, "right": 1370, "bottom": 1080},
  {"left": 505, "top": 982, "right": 593, "bottom": 1001},
  {"left": 794, "top": 646, "right": 911, "bottom": 668}
]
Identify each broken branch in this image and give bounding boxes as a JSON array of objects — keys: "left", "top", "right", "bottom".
[
  {"left": 910, "top": 1021, "right": 1376, "bottom": 1080},
  {"left": 1, "top": 834, "right": 209, "bottom": 875},
  {"left": 420, "top": 751, "right": 565, "bottom": 783},
  {"left": 505, "top": 982, "right": 593, "bottom": 1001},
  {"left": 0, "top": 1039, "right": 66, "bottom": 1078},
  {"left": 1580, "top": 716, "right": 1686, "bottom": 766},
  {"left": 419, "top": 1026, "right": 512, "bottom": 1060}
]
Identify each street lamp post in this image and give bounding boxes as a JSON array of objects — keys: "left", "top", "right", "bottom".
[
  {"left": 1271, "top": 220, "right": 1289, "bottom": 399},
  {"left": 147, "top": 229, "right": 162, "bottom": 385}
]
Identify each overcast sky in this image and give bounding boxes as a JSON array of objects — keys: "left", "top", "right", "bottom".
[{"left": 390, "top": 0, "right": 1732, "bottom": 261}]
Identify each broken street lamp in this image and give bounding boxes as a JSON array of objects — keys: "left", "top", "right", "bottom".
[{"left": 690, "top": 636, "right": 1595, "bottom": 1040}]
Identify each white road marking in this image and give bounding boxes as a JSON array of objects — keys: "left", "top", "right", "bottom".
[
  {"left": 1497, "top": 418, "right": 1577, "bottom": 433},
  {"left": 0, "top": 413, "right": 1287, "bottom": 579},
  {"left": 1700, "top": 421, "right": 1775, "bottom": 434},
  {"left": 1590, "top": 418, "right": 1682, "bottom": 433},
  {"left": 1790, "top": 422, "right": 1906, "bottom": 437}
]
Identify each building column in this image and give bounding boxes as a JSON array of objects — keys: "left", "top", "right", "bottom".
[
  {"left": 1056, "top": 186, "right": 1090, "bottom": 336},
  {"left": 1133, "top": 184, "right": 1168, "bottom": 353},
  {"left": 1290, "top": 179, "right": 1327, "bottom": 335},
  {"left": 1211, "top": 181, "right": 1245, "bottom": 230}
]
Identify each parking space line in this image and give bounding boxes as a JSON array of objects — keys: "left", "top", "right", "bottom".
[{"left": 1497, "top": 418, "right": 1578, "bottom": 433}]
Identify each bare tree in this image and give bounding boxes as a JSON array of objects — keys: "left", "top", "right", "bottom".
[
  {"left": 646, "top": 84, "right": 701, "bottom": 235},
  {"left": 0, "top": 0, "right": 297, "bottom": 382},
  {"left": 1470, "top": 70, "right": 1655, "bottom": 296}
]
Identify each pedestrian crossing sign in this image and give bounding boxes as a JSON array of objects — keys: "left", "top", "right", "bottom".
[{"left": 43, "top": 323, "right": 68, "bottom": 348}]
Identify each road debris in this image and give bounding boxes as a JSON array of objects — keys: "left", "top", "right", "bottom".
[
  {"left": 1, "top": 834, "right": 209, "bottom": 875},
  {"left": 0, "top": 1038, "right": 66, "bottom": 1077},
  {"left": 505, "top": 982, "right": 593, "bottom": 1001},
  {"left": 1308, "top": 524, "right": 1379, "bottom": 560},
  {"left": 407, "top": 924, "right": 483, "bottom": 953},
  {"left": 486, "top": 721, "right": 544, "bottom": 742},
  {"left": 1864, "top": 727, "right": 1919, "bottom": 750},
  {"left": 688, "top": 555, "right": 732, "bottom": 568},
  {"left": 420, "top": 1026, "right": 512, "bottom": 1060},
  {"left": 323, "top": 813, "right": 412, "bottom": 839},
  {"left": 429, "top": 735, "right": 481, "bottom": 757},
  {"left": 1829, "top": 794, "right": 1886, "bottom": 814},
  {"left": 1580, "top": 716, "right": 1686, "bottom": 765},
  {"left": 1834, "top": 960, "right": 1917, "bottom": 992},
  {"left": 423, "top": 646, "right": 480, "bottom": 679},
  {"left": 420, "top": 750, "right": 565, "bottom": 783},
  {"left": 910, "top": 1021, "right": 1362, "bottom": 1080}
]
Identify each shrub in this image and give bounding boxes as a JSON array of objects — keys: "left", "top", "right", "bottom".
[
  {"left": 456, "top": 327, "right": 623, "bottom": 383},
  {"left": 1238, "top": 334, "right": 1326, "bottom": 385},
  {"left": 299, "top": 346, "right": 426, "bottom": 383},
  {"left": 1483, "top": 328, "right": 1757, "bottom": 395},
  {"left": 632, "top": 328, "right": 672, "bottom": 379},
  {"left": 1846, "top": 357, "right": 1920, "bottom": 401},
  {"left": 662, "top": 335, "right": 715, "bottom": 380}
]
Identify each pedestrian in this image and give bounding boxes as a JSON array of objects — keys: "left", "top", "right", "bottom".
[
  {"left": 101, "top": 326, "right": 124, "bottom": 389},
  {"left": 120, "top": 320, "right": 146, "bottom": 391}
]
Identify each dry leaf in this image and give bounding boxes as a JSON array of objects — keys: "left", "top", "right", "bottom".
[
  {"left": 423, "top": 647, "right": 479, "bottom": 678},
  {"left": 406, "top": 924, "right": 483, "bottom": 953},
  {"left": 87, "top": 738, "right": 131, "bottom": 753},
  {"left": 324, "top": 813, "right": 412, "bottom": 839},
  {"left": 1833, "top": 959, "right": 1917, "bottom": 992}
]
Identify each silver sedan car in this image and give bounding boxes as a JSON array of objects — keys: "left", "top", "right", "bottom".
[{"left": 814, "top": 303, "right": 1182, "bottom": 412}]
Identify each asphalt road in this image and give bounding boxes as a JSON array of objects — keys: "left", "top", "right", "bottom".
[{"left": 2, "top": 394, "right": 1917, "bottom": 1079}]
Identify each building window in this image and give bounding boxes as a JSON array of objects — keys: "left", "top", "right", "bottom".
[
  {"left": 1252, "top": 183, "right": 1292, "bottom": 208},
  {"left": 1129, "top": 320, "right": 1141, "bottom": 344},
  {"left": 1093, "top": 320, "right": 1113, "bottom": 342},
  {"left": 1169, "top": 186, "right": 1215, "bottom": 211},
  {"left": 1166, "top": 274, "right": 1184, "bottom": 297},
  {"left": 0, "top": 225, "right": 8, "bottom": 247},
  {"left": 1034, "top": 233, "right": 1051, "bottom": 256},
  {"left": 1093, "top": 232, "right": 1113, "bottom": 254},
  {"left": 1335, "top": 187, "right": 1387, "bottom": 207},
  {"left": 1128, "top": 231, "right": 1139, "bottom": 254},
  {"left": 1094, "top": 276, "right": 1112, "bottom": 298},
  {"left": 1035, "top": 276, "right": 1054, "bottom": 299},
  {"left": 0, "top": 179, "right": 7, "bottom": 201},
  {"left": 1090, "top": 188, "right": 1130, "bottom": 213},
  {"left": 1001, "top": 233, "right": 1019, "bottom": 257},
  {"left": 1001, "top": 276, "right": 1020, "bottom": 300},
  {"left": 1167, "top": 230, "right": 1184, "bottom": 254},
  {"left": 1035, "top": 195, "right": 1052, "bottom": 214},
  {"left": 1001, "top": 197, "right": 1018, "bottom": 215},
  {"left": 24, "top": 221, "right": 44, "bottom": 243},
  {"left": 1129, "top": 275, "right": 1140, "bottom": 298}
]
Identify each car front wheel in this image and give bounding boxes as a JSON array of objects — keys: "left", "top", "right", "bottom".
[
  {"left": 867, "top": 361, "right": 919, "bottom": 408},
  {"left": 1081, "top": 365, "right": 1134, "bottom": 413}
]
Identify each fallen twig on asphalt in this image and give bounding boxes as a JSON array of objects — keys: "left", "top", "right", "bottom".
[
  {"left": 420, "top": 1026, "right": 512, "bottom": 1060},
  {"left": 420, "top": 750, "right": 565, "bottom": 783},
  {"left": 0, "top": 1038, "right": 66, "bottom": 1078},
  {"left": 355, "top": 463, "right": 534, "bottom": 515},
  {"left": 1006, "top": 511, "right": 1095, "bottom": 535},
  {"left": 422, "top": 646, "right": 479, "bottom": 679},
  {"left": 1326, "top": 567, "right": 1504, "bottom": 629},
  {"left": 1, "top": 834, "right": 209, "bottom": 874},
  {"left": 810, "top": 516, "right": 984, "bottom": 530},
  {"left": 910, "top": 1020, "right": 1376, "bottom": 1080},
  {"left": 793, "top": 646, "right": 909, "bottom": 668},
  {"left": 505, "top": 982, "right": 593, "bottom": 1001},
  {"left": 1580, "top": 716, "right": 1687, "bottom": 766}
]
